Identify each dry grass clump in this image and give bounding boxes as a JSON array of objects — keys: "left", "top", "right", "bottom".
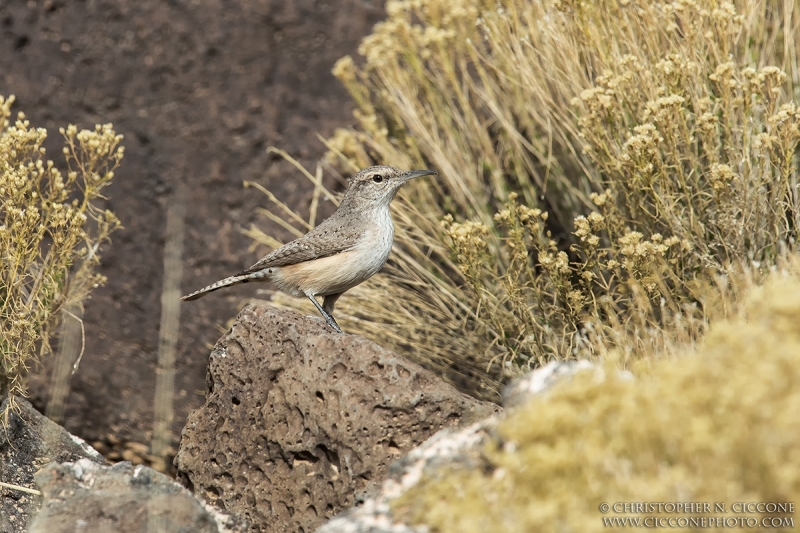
[
  {"left": 392, "top": 259, "right": 800, "bottom": 533},
  {"left": 250, "top": 0, "right": 800, "bottom": 399},
  {"left": 0, "top": 95, "right": 123, "bottom": 416},
  {"left": 322, "top": 0, "right": 800, "bottom": 392}
]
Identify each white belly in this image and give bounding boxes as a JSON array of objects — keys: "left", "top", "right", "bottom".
[{"left": 272, "top": 209, "right": 394, "bottom": 297}]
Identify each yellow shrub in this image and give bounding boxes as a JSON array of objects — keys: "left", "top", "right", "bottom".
[{"left": 0, "top": 95, "right": 123, "bottom": 415}]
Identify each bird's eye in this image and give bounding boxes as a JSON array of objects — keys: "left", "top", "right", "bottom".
[{"left": 372, "top": 175, "right": 383, "bottom": 183}]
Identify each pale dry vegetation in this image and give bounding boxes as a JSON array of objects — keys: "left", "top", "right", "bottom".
[
  {"left": 250, "top": 0, "right": 800, "bottom": 400},
  {"left": 394, "top": 258, "right": 800, "bottom": 533},
  {"left": 0, "top": 95, "right": 123, "bottom": 417}
]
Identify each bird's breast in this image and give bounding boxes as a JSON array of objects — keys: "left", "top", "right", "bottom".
[
  {"left": 350, "top": 210, "right": 395, "bottom": 278},
  {"left": 272, "top": 208, "right": 395, "bottom": 297}
]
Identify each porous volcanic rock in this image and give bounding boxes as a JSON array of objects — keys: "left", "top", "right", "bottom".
[
  {"left": 0, "top": 396, "right": 105, "bottom": 533},
  {"left": 176, "top": 304, "right": 500, "bottom": 533},
  {"left": 317, "top": 361, "right": 598, "bottom": 533}
]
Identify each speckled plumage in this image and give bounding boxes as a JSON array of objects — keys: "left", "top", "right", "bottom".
[{"left": 182, "top": 165, "right": 436, "bottom": 332}]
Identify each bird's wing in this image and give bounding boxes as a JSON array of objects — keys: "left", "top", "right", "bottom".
[{"left": 237, "top": 220, "right": 362, "bottom": 275}]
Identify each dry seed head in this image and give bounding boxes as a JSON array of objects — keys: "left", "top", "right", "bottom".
[
  {"left": 385, "top": 0, "right": 408, "bottom": 17},
  {"left": 573, "top": 216, "right": 595, "bottom": 242},
  {"left": 655, "top": 54, "right": 696, "bottom": 80},
  {"left": 618, "top": 231, "right": 669, "bottom": 262},
  {"left": 644, "top": 94, "right": 686, "bottom": 122},
  {"left": 578, "top": 87, "right": 614, "bottom": 113},
  {"left": 711, "top": 2, "right": 741, "bottom": 24},
  {"left": 517, "top": 205, "right": 541, "bottom": 224},
  {"left": 590, "top": 190, "right": 611, "bottom": 207},
  {"left": 656, "top": 58, "right": 676, "bottom": 76},
  {"left": 493, "top": 208, "right": 511, "bottom": 224},
  {"left": 539, "top": 250, "right": 570, "bottom": 275},
  {"left": 567, "top": 289, "right": 584, "bottom": 309},
  {"left": 332, "top": 56, "right": 357, "bottom": 83},
  {"left": 754, "top": 132, "right": 778, "bottom": 150},
  {"left": 696, "top": 97, "right": 713, "bottom": 113},
  {"left": 768, "top": 103, "right": 799, "bottom": 128},
  {"left": 708, "top": 163, "right": 736, "bottom": 190},
  {"left": 587, "top": 211, "right": 604, "bottom": 228},
  {"left": 760, "top": 66, "right": 787, "bottom": 96},
  {"left": 556, "top": 251, "right": 570, "bottom": 274},
  {"left": 697, "top": 112, "right": 717, "bottom": 133},
  {"left": 443, "top": 219, "right": 490, "bottom": 250},
  {"left": 709, "top": 61, "right": 735, "bottom": 83},
  {"left": 622, "top": 124, "right": 662, "bottom": 162}
]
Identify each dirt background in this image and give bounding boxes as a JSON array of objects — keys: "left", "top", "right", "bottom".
[{"left": 0, "top": 0, "right": 385, "bottom": 464}]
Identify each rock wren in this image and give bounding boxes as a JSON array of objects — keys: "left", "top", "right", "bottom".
[{"left": 182, "top": 165, "right": 436, "bottom": 333}]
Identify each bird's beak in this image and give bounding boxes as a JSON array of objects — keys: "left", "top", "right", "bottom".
[{"left": 400, "top": 169, "right": 437, "bottom": 182}]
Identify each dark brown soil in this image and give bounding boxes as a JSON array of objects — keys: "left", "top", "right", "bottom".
[{"left": 0, "top": 0, "right": 385, "bottom": 463}]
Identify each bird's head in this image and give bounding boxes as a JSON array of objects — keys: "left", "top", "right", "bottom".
[{"left": 343, "top": 165, "right": 437, "bottom": 208}]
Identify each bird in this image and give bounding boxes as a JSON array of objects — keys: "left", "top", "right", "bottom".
[{"left": 182, "top": 165, "right": 437, "bottom": 333}]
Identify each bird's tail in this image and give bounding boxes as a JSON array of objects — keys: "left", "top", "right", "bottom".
[{"left": 181, "top": 272, "right": 264, "bottom": 301}]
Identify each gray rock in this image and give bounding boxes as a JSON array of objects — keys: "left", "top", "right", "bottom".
[
  {"left": 176, "top": 304, "right": 500, "bottom": 533},
  {"left": 29, "top": 459, "right": 245, "bottom": 533},
  {"left": 501, "top": 359, "right": 595, "bottom": 408},
  {"left": 0, "top": 396, "right": 105, "bottom": 533},
  {"left": 317, "top": 361, "right": 596, "bottom": 533}
]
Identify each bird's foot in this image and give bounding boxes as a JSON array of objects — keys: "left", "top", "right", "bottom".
[
  {"left": 305, "top": 314, "right": 343, "bottom": 333},
  {"left": 305, "top": 293, "right": 344, "bottom": 333},
  {"left": 325, "top": 316, "right": 343, "bottom": 334}
]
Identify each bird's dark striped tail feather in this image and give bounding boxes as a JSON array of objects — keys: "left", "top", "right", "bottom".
[{"left": 181, "top": 273, "right": 256, "bottom": 301}]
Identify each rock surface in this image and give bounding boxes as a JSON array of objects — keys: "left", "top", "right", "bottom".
[
  {"left": 176, "top": 305, "right": 500, "bottom": 533},
  {"left": 317, "top": 361, "right": 595, "bottom": 533},
  {"left": 318, "top": 417, "right": 499, "bottom": 533},
  {"left": 501, "top": 359, "right": 595, "bottom": 408},
  {"left": 0, "top": 396, "right": 105, "bottom": 533},
  {"left": 29, "top": 459, "right": 245, "bottom": 533}
]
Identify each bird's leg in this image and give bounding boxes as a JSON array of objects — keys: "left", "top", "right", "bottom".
[
  {"left": 323, "top": 292, "right": 343, "bottom": 315},
  {"left": 305, "top": 292, "right": 343, "bottom": 333}
]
